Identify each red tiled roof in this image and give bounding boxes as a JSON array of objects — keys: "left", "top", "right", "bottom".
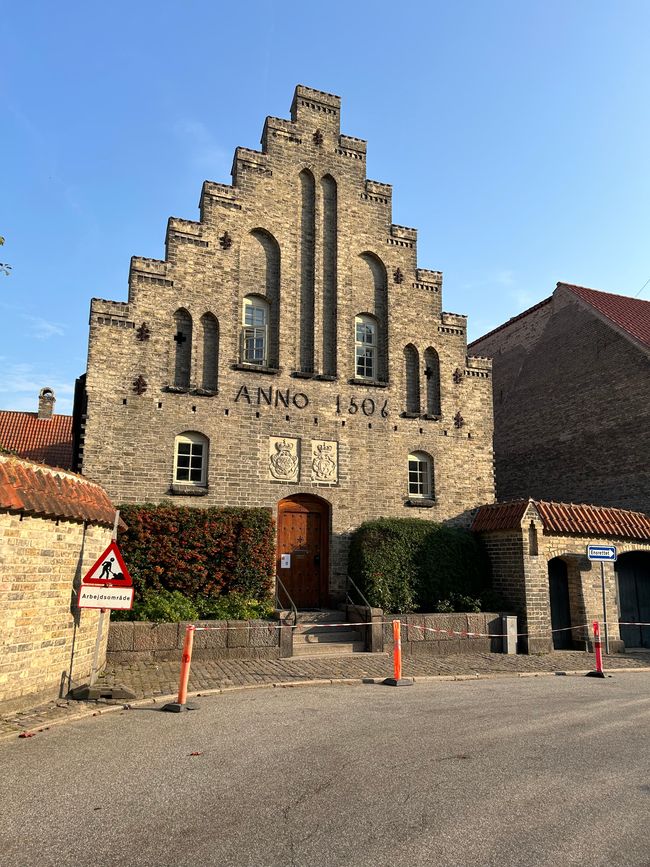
[
  {"left": 0, "top": 455, "right": 118, "bottom": 527},
  {"left": 561, "top": 283, "right": 650, "bottom": 350},
  {"left": 0, "top": 411, "right": 73, "bottom": 470},
  {"left": 472, "top": 499, "right": 650, "bottom": 541}
]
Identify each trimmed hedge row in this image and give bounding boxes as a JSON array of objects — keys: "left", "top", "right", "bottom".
[
  {"left": 116, "top": 503, "right": 275, "bottom": 605},
  {"left": 348, "top": 518, "right": 493, "bottom": 613}
]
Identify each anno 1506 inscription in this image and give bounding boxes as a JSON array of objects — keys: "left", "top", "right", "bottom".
[{"left": 234, "top": 385, "right": 389, "bottom": 417}]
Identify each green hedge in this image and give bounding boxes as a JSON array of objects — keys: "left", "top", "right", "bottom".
[
  {"left": 114, "top": 503, "right": 275, "bottom": 615},
  {"left": 348, "top": 518, "right": 493, "bottom": 613}
]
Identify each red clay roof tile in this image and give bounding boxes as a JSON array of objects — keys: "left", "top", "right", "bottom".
[
  {"left": 560, "top": 283, "right": 650, "bottom": 350},
  {"left": 472, "top": 499, "right": 650, "bottom": 541},
  {"left": 0, "top": 411, "right": 73, "bottom": 470},
  {"left": 0, "top": 455, "right": 117, "bottom": 527}
]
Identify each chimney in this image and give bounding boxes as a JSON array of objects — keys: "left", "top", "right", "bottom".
[{"left": 38, "top": 387, "right": 56, "bottom": 420}]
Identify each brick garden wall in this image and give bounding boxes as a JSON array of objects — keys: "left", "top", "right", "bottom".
[{"left": 0, "top": 512, "right": 112, "bottom": 709}]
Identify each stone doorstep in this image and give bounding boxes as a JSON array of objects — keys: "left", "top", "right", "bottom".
[{"left": 293, "top": 628, "right": 363, "bottom": 643}]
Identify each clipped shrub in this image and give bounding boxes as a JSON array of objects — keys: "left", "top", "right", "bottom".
[
  {"left": 114, "top": 503, "right": 275, "bottom": 618},
  {"left": 114, "top": 588, "right": 199, "bottom": 623},
  {"left": 196, "top": 591, "right": 275, "bottom": 621},
  {"left": 349, "top": 518, "right": 492, "bottom": 613}
]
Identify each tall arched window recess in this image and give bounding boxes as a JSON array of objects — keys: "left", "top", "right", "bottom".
[
  {"left": 408, "top": 451, "right": 434, "bottom": 499},
  {"left": 173, "top": 308, "right": 193, "bottom": 389},
  {"left": 241, "top": 295, "right": 270, "bottom": 366},
  {"left": 424, "top": 347, "right": 441, "bottom": 417},
  {"left": 404, "top": 344, "right": 420, "bottom": 414},
  {"left": 200, "top": 313, "right": 219, "bottom": 392},
  {"left": 173, "top": 431, "right": 209, "bottom": 487},
  {"left": 355, "top": 314, "right": 377, "bottom": 380}
]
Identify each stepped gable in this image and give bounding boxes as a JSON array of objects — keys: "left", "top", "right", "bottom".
[
  {"left": 472, "top": 498, "right": 650, "bottom": 541},
  {"left": 0, "top": 454, "right": 118, "bottom": 527}
]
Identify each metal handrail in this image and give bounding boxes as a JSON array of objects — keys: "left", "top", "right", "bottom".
[
  {"left": 346, "top": 576, "right": 373, "bottom": 611},
  {"left": 275, "top": 575, "right": 298, "bottom": 626}
]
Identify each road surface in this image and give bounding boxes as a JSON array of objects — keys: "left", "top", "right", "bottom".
[{"left": 2, "top": 673, "right": 649, "bottom": 866}]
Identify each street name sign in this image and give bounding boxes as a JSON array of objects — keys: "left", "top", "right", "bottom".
[{"left": 587, "top": 545, "right": 617, "bottom": 562}]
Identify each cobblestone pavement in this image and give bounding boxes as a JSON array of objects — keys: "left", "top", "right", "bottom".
[{"left": 2, "top": 650, "right": 649, "bottom": 740}]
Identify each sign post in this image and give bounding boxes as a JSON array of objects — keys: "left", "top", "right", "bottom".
[
  {"left": 587, "top": 545, "right": 617, "bottom": 655},
  {"left": 82, "top": 512, "right": 134, "bottom": 687}
]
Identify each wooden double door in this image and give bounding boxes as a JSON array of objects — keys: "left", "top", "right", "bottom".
[{"left": 277, "top": 495, "right": 330, "bottom": 609}]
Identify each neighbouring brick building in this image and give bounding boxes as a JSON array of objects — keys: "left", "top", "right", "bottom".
[
  {"left": 473, "top": 499, "right": 650, "bottom": 652},
  {"left": 0, "top": 455, "right": 117, "bottom": 709},
  {"left": 76, "top": 84, "right": 495, "bottom": 607},
  {"left": 469, "top": 282, "right": 650, "bottom": 514},
  {"left": 0, "top": 388, "right": 73, "bottom": 470}
]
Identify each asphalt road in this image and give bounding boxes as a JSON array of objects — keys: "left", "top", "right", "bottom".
[{"left": 2, "top": 674, "right": 650, "bottom": 867}]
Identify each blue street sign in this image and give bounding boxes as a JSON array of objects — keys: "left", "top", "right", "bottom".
[{"left": 587, "top": 545, "right": 617, "bottom": 562}]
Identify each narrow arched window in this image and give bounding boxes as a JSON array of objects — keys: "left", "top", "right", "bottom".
[
  {"left": 424, "top": 347, "right": 441, "bottom": 417},
  {"left": 355, "top": 314, "right": 377, "bottom": 380},
  {"left": 174, "top": 431, "right": 208, "bottom": 487},
  {"left": 404, "top": 344, "right": 420, "bottom": 413},
  {"left": 200, "top": 313, "right": 219, "bottom": 392},
  {"left": 173, "top": 309, "right": 192, "bottom": 388},
  {"left": 241, "top": 295, "right": 270, "bottom": 365},
  {"left": 408, "top": 451, "right": 433, "bottom": 499}
]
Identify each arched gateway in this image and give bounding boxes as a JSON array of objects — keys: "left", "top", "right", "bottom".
[{"left": 277, "top": 494, "right": 330, "bottom": 609}]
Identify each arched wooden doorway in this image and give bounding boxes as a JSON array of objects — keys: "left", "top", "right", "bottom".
[
  {"left": 616, "top": 552, "right": 650, "bottom": 649},
  {"left": 277, "top": 494, "right": 330, "bottom": 609},
  {"left": 548, "top": 557, "right": 572, "bottom": 649}
]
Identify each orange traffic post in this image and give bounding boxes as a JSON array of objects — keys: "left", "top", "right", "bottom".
[
  {"left": 586, "top": 620, "right": 606, "bottom": 679},
  {"left": 382, "top": 619, "right": 413, "bottom": 687},
  {"left": 162, "top": 625, "right": 198, "bottom": 711}
]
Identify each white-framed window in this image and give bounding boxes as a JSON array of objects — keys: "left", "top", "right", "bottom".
[
  {"left": 174, "top": 432, "right": 208, "bottom": 486},
  {"left": 241, "top": 295, "right": 269, "bottom": 365},
  {"left": 408, "top": 451, "right": 433, "bottom": 499},
  {"left": 355, "top": 314, "right": 376, "bottom": 379}
]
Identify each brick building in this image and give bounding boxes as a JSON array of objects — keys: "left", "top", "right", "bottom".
[
  {"left": 0, "top": 454, "right": 116, "bottom": 708},
  {"left": 469, "top": 282, "right": 650, "bottom": 514},
  {"left": 472, "top": 499, "right": 650, "bottom": 652},
  {"left": 76, "top": 84, "right": 495, "bottom": 607},
  {"left": 0, "top": 388, "right": 73, "bottom": 470}
]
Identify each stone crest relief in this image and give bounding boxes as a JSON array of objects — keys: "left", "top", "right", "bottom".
[
  {"left": 311, "top": 440, "right": 338, "bottom": 484},
  {"left": 269, "top": 437, "right": 300, "bottom": 482}
]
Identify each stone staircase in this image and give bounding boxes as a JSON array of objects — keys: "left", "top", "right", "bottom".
[{"left": 292, "top": 610, "right": 366, "bottom": 657}]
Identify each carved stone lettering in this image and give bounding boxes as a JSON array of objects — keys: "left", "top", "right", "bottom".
[{"left": 235, "top": 385, "right": 251, "bottom": 404}]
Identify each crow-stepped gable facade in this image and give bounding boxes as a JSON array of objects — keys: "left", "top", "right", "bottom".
[{"left": 78, "top": 85, "right": 494, "bottom": 605}]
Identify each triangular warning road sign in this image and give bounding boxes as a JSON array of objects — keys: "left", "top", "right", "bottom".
[{"left": 82, "top": 541, "right": 132, "bottom": 587}]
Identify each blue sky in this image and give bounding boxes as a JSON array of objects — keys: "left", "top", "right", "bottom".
[{"left": 2, "top": 0, "right": 649, "bottom": 413}]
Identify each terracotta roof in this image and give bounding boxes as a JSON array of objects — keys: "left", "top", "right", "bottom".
[
  {"left": 0, "top": 411, "right": 73, "bottom": 470},
  {"left": 0, "top": 454, "right": 118, "bottom": 527},
  {"left": 561, "top": 283, "right": 650, "bottom": 350},
  {"left": 472, "top": 499, "right": 650, "bottom": 541}
]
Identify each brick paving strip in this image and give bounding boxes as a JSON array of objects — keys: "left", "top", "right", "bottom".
[{"left": 2, "top": 650, "right": 649, "bottom": 741}]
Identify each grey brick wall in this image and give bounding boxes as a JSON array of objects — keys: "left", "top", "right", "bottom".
[{"left": 471, "top": 285, "right": 650, "bottom": 513}]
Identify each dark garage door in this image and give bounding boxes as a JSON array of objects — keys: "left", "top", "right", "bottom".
[{"left": 617, "top": 552, "right": 650, "bottom": 649}]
